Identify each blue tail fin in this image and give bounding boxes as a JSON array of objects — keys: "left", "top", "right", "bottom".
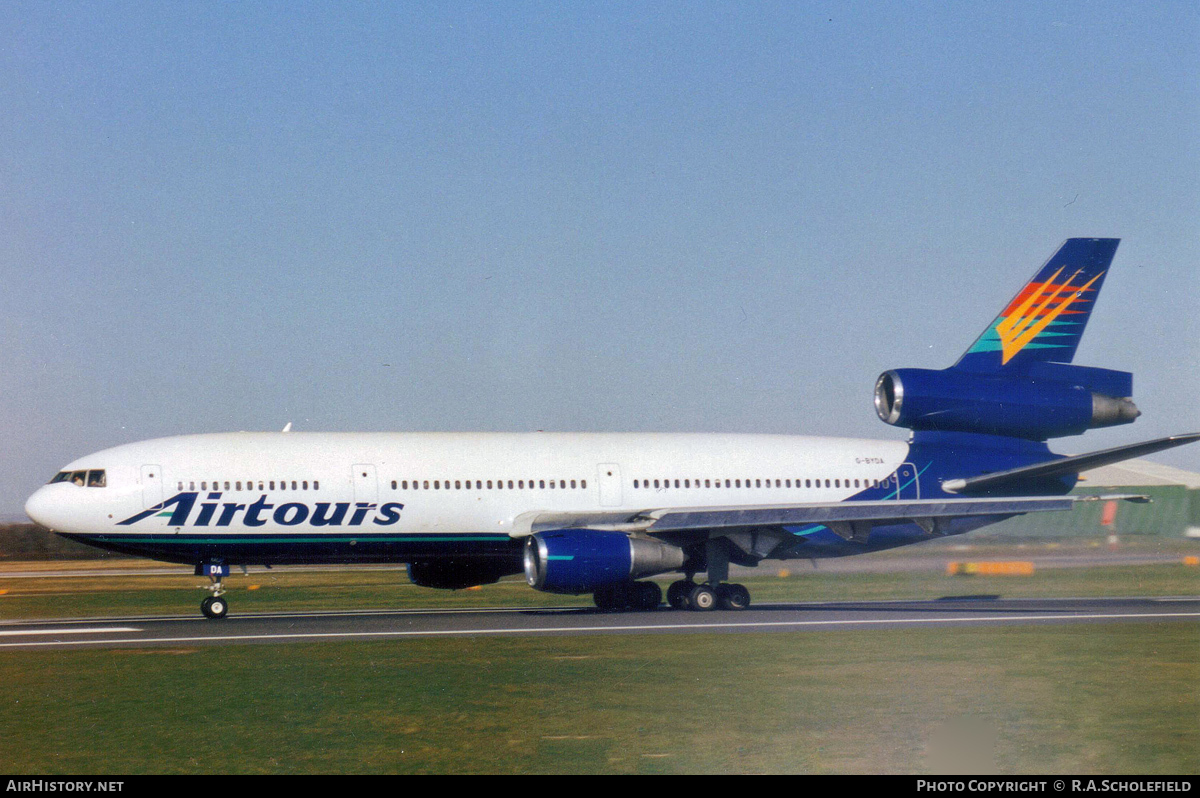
[{"left": 954, "top": 238, "right": 1119, "bottom": 374}]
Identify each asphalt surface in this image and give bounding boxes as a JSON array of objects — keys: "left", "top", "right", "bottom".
[{"left": 0, "top": 596, "right": 1196, "bottom": 651}]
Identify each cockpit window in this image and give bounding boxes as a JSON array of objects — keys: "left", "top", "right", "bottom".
[{"left": 49, "top": 469, "right": 106, "bottom": 487}]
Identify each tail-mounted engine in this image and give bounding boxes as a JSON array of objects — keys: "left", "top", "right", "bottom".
[{"left": 874, "top": 362, "right": 1139, "bottom": 441}]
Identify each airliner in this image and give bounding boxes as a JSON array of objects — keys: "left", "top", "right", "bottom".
[{"left": 24, "top": 239, "right": 1199, "bottom": 619}]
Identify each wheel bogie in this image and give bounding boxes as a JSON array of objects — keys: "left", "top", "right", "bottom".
[{"left": 593, "top": 581, "right": 662, "bottom": 612}]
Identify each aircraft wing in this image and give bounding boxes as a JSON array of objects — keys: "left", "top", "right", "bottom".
[{"left": 513, "top": 493, "right": 1147, "bottom": 540}]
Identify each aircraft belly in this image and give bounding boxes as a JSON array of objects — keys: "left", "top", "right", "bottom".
[{"left": 58, "top": 529, "right": 522, "bottom": 566}]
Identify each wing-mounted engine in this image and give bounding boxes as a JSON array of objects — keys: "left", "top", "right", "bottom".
[
  {"left": 523, "top": 529, "right": 686, "bottom": 595},
  {"left": 874, "top": 363, "right": 1139, "bottom": 441}
]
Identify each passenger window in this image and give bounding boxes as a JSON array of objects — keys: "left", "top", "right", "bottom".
[
  {"left": 581, "top": 480, "right": 586, "bottom": 489},
  {"left": 236, "top": 482, "right": 242, "bottom": 491},
  {"left": 571, "top": 480, "right": 577, "bottom": 489},
  {"left": 303, "top": 481, "right": 308, "bottom": 490}
]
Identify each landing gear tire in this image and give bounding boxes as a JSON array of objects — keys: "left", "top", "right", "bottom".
[
  {"left": 636, "top": 581, "right": 662, "bottom": 611},
  {"left": 593, "top": 585, "right": 623, "bottom": 611},
  {"left": 595, "top": 581, "right": 662, "bottom": 612},
  {"left": 717, "top": 583, "right": 751, "bottom": 611},
  {"left": 667, "top": 580, "right": 695, "bottom": 610},
  {"left": 688, "top": 584, "right": 718, "bottom": 611},
  {"left": 201, "top": 595, "right": 228, "bottom": 620}
]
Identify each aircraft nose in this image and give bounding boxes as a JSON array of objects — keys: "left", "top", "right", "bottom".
[{"left": 25, "top": 486, "right": 62, "bottom": 530}]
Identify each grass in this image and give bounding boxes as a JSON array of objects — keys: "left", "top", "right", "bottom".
[
  {"left": 1, "top": 558, "right": 1197, "bottom": 619},
  {"left": 0, "top": 552, "right": 1196, "bottom": 774},
  {"left": 0, "top": 623, "right": 1195, "bottom": 774}
]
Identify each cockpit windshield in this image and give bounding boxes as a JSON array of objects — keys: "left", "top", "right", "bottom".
[{"left": 49, "top": 469, "right": 106, "bottom": 487}]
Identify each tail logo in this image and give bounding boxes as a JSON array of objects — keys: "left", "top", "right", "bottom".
[{"left": 994, "top": 267, "right": 1104, "bottom": 364}]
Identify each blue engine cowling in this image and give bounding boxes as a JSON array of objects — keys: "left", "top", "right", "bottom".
[
  {"left": 523, "top": 529, "right": 686, "bottom": 595},
  {"left": 874, "top": 366, "right": 1139, "bottom": 440}
]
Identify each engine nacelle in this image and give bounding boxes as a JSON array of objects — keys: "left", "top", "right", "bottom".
[
  {"left": 523, "top": 529, "right": 686, "bottom": 595},
  {"left": 407, "top": 559, "right": 522, "bottom": 590},
  {"left": 874, "top": 367, "right": 1139, "bottom": 440}
]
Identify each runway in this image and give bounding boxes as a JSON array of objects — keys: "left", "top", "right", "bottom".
[{"left": 0, "top": 596, "right": 1197, "bottom": 650}]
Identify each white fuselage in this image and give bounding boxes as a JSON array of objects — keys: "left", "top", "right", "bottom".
[{"left": 26, "top": 431, "right": 913, "bottom": 541}]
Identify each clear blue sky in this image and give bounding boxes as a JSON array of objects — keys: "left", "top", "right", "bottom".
[{"left": 2, "top": 1, "right": 1197, "bottom": 517}]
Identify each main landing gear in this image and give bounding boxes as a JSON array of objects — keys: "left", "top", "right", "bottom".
[
  {"left": 197, "top": 562, "right": 230, "bottom": 620},
  {"left": 666, "top": 580, "right": 751, "bottom": 611},
  {"left": 593, "top": 580, "right": 663, "bottom": 611},
  {"left": 661, "top": 539, "right": 752, "bottom": 611},
  {"left": 591, "top": 580, "right": 752, "bottom": 612}
]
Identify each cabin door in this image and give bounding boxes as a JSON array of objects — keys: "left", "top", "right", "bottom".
[
  {"left": 141, "top": 464, "right": 164, "bottom": 509},
  {"left": 353, "top": 464, "right": 378, "bottom": 505},
  {"left": 893, "top": 462, "right": 920, "bottom": 500},
  {"left": 598, "top": 463, "right": 622, "bottom": 507}
]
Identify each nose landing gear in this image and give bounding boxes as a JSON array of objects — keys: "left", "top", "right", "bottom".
[{"left": 196, "top": 562, "right": 230, "bottom": 619}]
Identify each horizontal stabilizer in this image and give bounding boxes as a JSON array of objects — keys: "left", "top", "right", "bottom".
[{"left": 941, "top": 432, "right": 1200, "bottom": 494}]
